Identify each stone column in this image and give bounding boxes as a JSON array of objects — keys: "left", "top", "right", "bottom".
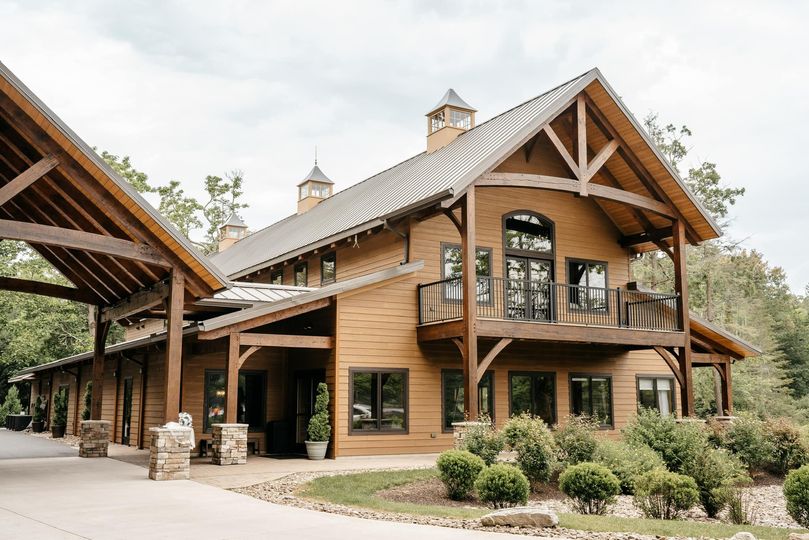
[
  {"left": 148, "top": 426, "right": 193, "bottom": 480},
  {"left": 79, "top": 420, "right": 111, "bottom": 458},
  {"left": 451, "top": 421, "right": 487, "bottom": 449},
  {"left": 211, "top": 423, "right": 248, "bottom": 465}
]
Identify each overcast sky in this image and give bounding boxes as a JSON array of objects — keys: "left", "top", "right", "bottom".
[{"left": 1, "top": 1, "right": 807, "bottom": 291}]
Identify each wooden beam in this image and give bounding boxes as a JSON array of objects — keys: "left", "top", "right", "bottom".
[
  {"left": 0, "top": 154, "right": 58, "bottom": 206},
  {"left": 451, "top": 337, "right": 465, "bottom": 359},
  {"left": 523, "top": 136, "right": 538, "bottom": 163},
  {"left": 100, "top": 280, "right": 169, "bottom": 323},
  {"left": 90, "top": 309, "right": 111, "bottom": 420},
  {"left": 461, "top": 188, "right": 478, "bottom": 420},
  {"left": 197, "top": 298, "right": 332, "bottom": 340},
  {"left": 238, "top": 345, "right": 261, "bottom": 369},
  {"left": 476, "top": 338, "right": 512, "bottom": 382},
  {"left": 443, "top": 208, "right": 463, "bottom": 234},
  {"left": 584, "top": 140, "right": 618, "bottom": 182},
  {"left": 577, "top": 95, "right": 587, "bottom": 192},
  {"left": 542, "top": 125, "right": 580, "bottom": 179},
  {"left": 692, "top": 352, "right": 731, "bottom": 366},
  {"left": 672, "top": 220, "right": 694, "bottom": 416},
  {"left": 162, "top": 271, "right": 183, "bottom": 423},
  {"left": 0, "top": 276, "right": 98, "bottom": 304},
  {"left": 138, "top": 351, "right": 148, "bottom": 449},
  {"left": 0, "top": 219, "right": 169, "bottom": 267},
  {"left": 225, "top": 333, "right": 239, "bottom": 424},
  {"left": 654, "top": 346, "right": 685, "bottom": 387},
  {"left": 620, "top": 227, "right": 673, "bottom": 248},
  {"left": 239, "top": 333, "right": 334, "bottom": 349}
]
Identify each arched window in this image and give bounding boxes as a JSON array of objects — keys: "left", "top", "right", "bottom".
[
  {"left": 502, "top": 212, "right": 556, "bottom": 321},
  {"left": 503, "top": 212, "right": 554, "bottom": 255}
]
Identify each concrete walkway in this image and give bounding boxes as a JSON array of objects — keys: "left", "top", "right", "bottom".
[{"left": 0, "top": 431, "right": 543, "bottom": 540}]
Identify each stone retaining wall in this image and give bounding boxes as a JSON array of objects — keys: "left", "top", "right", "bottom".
[
  {"left": 79, "top": 420, "right": 111, "bottom": 458},
  {"left": 211, "top": 423, "right": 248, "bottom": 465},
  {"left": 148, "top": 426, "right": 193, "bottom": 480},
  {"left": 451, "top": 421, "right": 488, "bottom": 449}
]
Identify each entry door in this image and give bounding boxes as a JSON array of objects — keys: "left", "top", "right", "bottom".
[
  {"left": 121, "top": 378, "right": 133, "bottom": 446},
  {"left": 294, "top": 370, "right": 326, "bottom": 448},
  {"left": 505, "top": 256, "right": 553, "bottom": 320}
]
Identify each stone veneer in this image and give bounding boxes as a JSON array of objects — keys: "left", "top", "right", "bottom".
[
  {"left": 79, "top": 420, "right": 111, "bottom": 458},
  {"left": 451, "top": 421, "right": 489, "bottom": 449},
  {"left": 211, "top": 423, "right": 248, "bottom": 465},
  {"left": 148, "top": 426, "right": 193, "bottom": 480}
]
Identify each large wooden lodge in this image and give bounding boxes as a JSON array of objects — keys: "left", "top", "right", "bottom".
[{"left": 4, "top": 62, "right": 759, "bottom": 457}]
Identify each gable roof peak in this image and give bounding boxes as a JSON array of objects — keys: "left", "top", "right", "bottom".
[{"left": 426, "top": 88, "right": 477, "bottom": 115}]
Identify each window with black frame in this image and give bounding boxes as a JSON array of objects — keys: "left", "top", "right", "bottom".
[
  {"left": 637, "top": 376, "right": 675, "bottom": 416},
  {"left": 503, "top": 213, "right": 555, "bottom": 321},
  {"left": 320, "top": 252, "right": 336, "bottom": 285},
  {"left": 509, "top": 372, "right": 555, "bottom": 425},
  {"left": 204, "top": 370, "right": 266, "bottom": 432},
  {"left": 270, "top": 268, "right": 283, "bottom": 285},
  {"left": 570, "top": 375, "right": 612, "bottom": 427},
  {"left": 294, "top": 262, "right": 308, "bottom": 287},
  {"left": 567, "top": 260, "right": 608, "bottom": 311},
  {"left": 350, "top": 369, "right": 407, "bottom": 433},
  {"left": 442, "top": 370, "right": 493, "bottom": 430},
  {"left": 441, "top": 244, "right": 492, "bottom": 303}
]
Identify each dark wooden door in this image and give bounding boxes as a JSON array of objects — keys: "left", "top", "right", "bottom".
[{"left": 121, "top": 377, "right": 133, "bottom": 446}]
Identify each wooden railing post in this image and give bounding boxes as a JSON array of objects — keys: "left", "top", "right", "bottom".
[
  {"left": 461, "top": 188, "right": 479, "bottom": 420},
  {"left": 672, "top": 220, "right": 695, "bottom": 417}
]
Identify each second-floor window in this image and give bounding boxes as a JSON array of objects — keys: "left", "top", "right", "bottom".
[
  {"left": 320, "top": 252, "right": 336, "bottom": 285},
  {"left": 441, "top": 243, "right": 491, "bottom": 302},
  {"left": 270, "top": 268, "right": 283, "bottom": 285},
  {"left": 567, "top": 259, "right": 608, "bottom": 311},
  {"left": 294, "top": 262, "right": 308, "bottom": 287}
]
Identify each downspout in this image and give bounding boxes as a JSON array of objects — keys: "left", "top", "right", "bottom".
[{"left": 383, "top": 219, "right": 410, "bottom": 265}]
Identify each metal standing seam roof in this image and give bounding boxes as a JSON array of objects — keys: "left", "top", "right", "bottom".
[
  {"left": 211, "top": 70, "right": 595, "bottom": 278},
  {"left": 211, "top": 281, "right": 313, "bottom": 304},
  {"left": 427, "top": 88, "right": 477, "bottom": 114},
  {"left": 297, "top": 164, "right": 334, "bottom": 186}
]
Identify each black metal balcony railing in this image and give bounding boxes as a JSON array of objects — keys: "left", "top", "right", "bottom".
[{"left": 417, "top": 276, "right": 681, "bottom": 331}]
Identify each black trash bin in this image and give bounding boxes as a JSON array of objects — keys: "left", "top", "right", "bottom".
[{"left": 6, "top": 414, "right": 32, "bottom": 431}]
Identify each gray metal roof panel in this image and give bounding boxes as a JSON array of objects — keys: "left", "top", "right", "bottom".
[
  {"left": 297, "top": 164, "right": 334, "bottom": 185},
  {"left": 427, "top": 88, "right": 477, "bottom": 114}
]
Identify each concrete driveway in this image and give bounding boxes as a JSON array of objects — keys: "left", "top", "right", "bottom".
[
  {"left": 0, "top": 431, "right": 539, "bottom": 540},
  {"left": 0, "top": 429, "right": 76, "bottom": 459}
]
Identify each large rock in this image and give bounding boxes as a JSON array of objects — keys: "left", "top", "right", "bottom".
[
  {"left": 788, "top": 533, "right": 809, "bottom": 540},
  {"left": 730, "top": 533, "right": 756, "bottom": 540},
  {"left": 480, "top": 507, "right": 558, "bottom": 528}
]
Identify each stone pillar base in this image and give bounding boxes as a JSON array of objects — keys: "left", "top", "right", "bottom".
[
  {"left": 211, "top": 423, "right": 248, "bottom": 465},
  {"left": 148, "top": 426, "right": 193, "bottom": 480},
  {"left": 451, "top": 421, "right": 488, "bottom": 449},
  {"left": 79, "top": 420, "right": 111, "bottom": 458}
]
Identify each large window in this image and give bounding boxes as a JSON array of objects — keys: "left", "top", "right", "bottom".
[
  {"left": 270, "top": 268, "right": 283, "bottom": 285},
  {"left": 294, "top": 262, "right": 308, "bottom": 287},
  {"left": 449, "top": 110, "right": 471, "bottom": 130},
  {"left": 442, "top": 370, "right": 494, "bottom": 431},
  {"left": 431, "top": 111, "right": 445, "bottom": 133},
  {"left": 509, "top": 372, "right": 555, "bottom": 425},
  {"left": 320, "top": 252, "right": 336, "bottom": 285},
  {"left": 637, "top": 377, "right": 675, "bottom": 417},
  {"left": 350, "top": 369, "right": 407, "bottom": 433},
  {"left": 442, "top": 243, "right": 491, "bottom": 303},
  {"left": 504, "top": 213, "right": 554, "bottom": 255},
  {"left": 567, "top": 259, "right": 608, "bottom": 310},
  {"left": 570, "top": 374, "right": 613, "bottom": 427},
  {"left": 204, "top": 370, "right": 266, "bottom": 432}
]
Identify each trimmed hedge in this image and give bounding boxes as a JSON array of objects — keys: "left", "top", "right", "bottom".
[
  {"left": 558, "top": 462, "right": 620, "bottom": 515},
  {"left": 436, "top": 450, "right": 485, "bottom": 500},
  {"left": 784, "top": 465, "right": 809, "bottom": 526},
  {"left": 475, "top": 463, "right": 530, "bottom": 508},
  {"left": 623, "top": 409, "right": 708, "bottom": 473}
]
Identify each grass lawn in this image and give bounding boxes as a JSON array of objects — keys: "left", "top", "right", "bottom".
[{"left": 298, "top": 469, "right": 807, "bottom": 540}]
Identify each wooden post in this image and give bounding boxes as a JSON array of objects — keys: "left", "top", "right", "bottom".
[
  {"left": 719, "top": 361, "right": 733, "bottom": 415},
  {"left": 72, "top": 367, "right": 81, "bottom": 435},
  {"left": 138, "top": 350, "right": 149, "bottom": 449},
  {"left": 225, "top": 333, "right": 240, "bottom": 423},
  {"left": 90, "top": 308, "right": 110, "bottom": 420},
  {"left": 162, "top": 271, "right": 184, "bottom": 423},
  {"left": 461, "top": 188, "right": 479, "bottom": 420},
  {"left": 672, "top": 220, "right": 694, "bottom": 416}
]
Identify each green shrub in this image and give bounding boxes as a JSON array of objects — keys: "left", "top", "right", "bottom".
[
  {"left": 32, "top": 395, "right": 45, "bottom": 423},
  {"left": 461, "top": 417, "right": 504, "bottom": 466},
  {"left": 475, "top": 463, "right": 530, "bottom": 508},
  {"left": 436, "top": 450, "right": 485, "bottom": 500},
  {"left": 503, "top": 413, "right": 557, "bottom": 487},
  {"left": 721, "top": 483, "right": 757, "bottom": 525},
  {"left": 0, "top": 385, "right": 23, "bottom": 425},
  {"left": 307, "top": 383, "right": 331, "bottom": 442},
  {"left": 592, "top": 440, "right": 665, "bottom": 494},
  {"left": 623, "top": 409, "right": 708, "bottom": 473},
  {"left": 717, "top": 415, "right": 773, "bottom": 471},
  {"left": 81, "top": 381, "right": 92, "bottom": 421},
  {"left": 554, "top": 415, "right": 599, "bottom": 465},
  {"left": 558, "top": 462, "right": 620, "bottom": 515},
  {"left": 784, "top": 465, "right": 809, "bottom": 526},
  {"left": 683, "top": 446, "right": 748, "bottom": 518},
  {"left": 52, "top": 388, "right": 68, "bottom": 427},
  {"left": 765, "top": 417, "right": 809, "bottom": 475},
  {"left": 633, "top": 468, "right": 699, "bottom": 520}
]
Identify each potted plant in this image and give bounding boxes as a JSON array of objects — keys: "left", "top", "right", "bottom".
[
  {"left": 305, "top": 382, "right": 331, "bottom": 460},
  {"left": 31, "top": 395, "right": 45, "bottom": 433},
  {"left": 51, "top": 388, "right": 68, "bottom": 438},
  {"left": 81, "top": 381, "right": 92, "bottom": 421}
]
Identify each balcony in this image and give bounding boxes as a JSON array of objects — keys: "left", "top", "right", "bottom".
[{"left": 417, "top": 277, "right": 684, "bottom": 347}]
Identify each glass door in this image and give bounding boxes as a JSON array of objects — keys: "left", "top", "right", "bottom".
[
  {"left": 294, "top": 370, "right": 326, "bottom": 449},
  {"left": 505, "top": 256, "right": 553, "bottom": 320},
  {"left": 121, "top": 378, "right": 133, "bottom": 446}
]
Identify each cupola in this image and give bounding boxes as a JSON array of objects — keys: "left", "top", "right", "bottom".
[
  {"left": 218, "top": 213, "right": 248, "bottom": 252},
  {"left": 297, "top": 161, "right": 334, "bottom": 214},
  {"left": 426, "top": 89, "right": 476, "bottom": 153}
]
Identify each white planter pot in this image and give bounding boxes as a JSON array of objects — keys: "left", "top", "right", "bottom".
[{"left": 305, "top": 440, "right": 328, "bottom": 460}]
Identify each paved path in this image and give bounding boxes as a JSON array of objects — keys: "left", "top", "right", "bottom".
[
  {"left": 0, "top": 429, "right": 76, "bottom": 459},
  {"left": 0, "top": 431, "right": 540, "bottom": 540}
]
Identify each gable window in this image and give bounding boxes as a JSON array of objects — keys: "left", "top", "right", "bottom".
[
  {"left": 570, "top": 374, "right": 613, "bottom": 427},
  {"left": 320, "top": 252, "right": 336, "bottom": 285},
  {"left": 567, "top": 259, "right": 608, "bottom": 311},
  {"left": 204, "top": 370, "right": 266, "bottom": 432},
  {"left": 638, "top": 376, "right": 675, "bottom": 416},
  {"left": 441, "top": 243, "right": 492, "bottom": 302},
  {"left": 270, "top": 268, "right": 283, "bottom": 285},
  {"left": 294, "top": 262, "right": 308, "bottom": 287},
  {"left": 442, "top": 370, "right": 494, "bottom": 431},
  {"left": 449, "top": 110, "right": 471, "bottom": 130},
  {"left": 509, "top": 372, "right": 555, "bottom": 426},
  {"left": 504, "top": 213, "right": 553, "bottom": 255},
  {"left": 431, "top": 111, "right": 445, "bottom": 133},
  {"left": 350, "top": 369, "right": 407, "bottom": 433}
]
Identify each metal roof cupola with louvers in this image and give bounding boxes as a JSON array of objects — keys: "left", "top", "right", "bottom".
[
  {"left": 218, "top": 213, "right": 248, "bottom": 252},
  {"left": 297, "top": 159, "right": 334, "bottom": 214},
  {"left": 426, "top": 88, "right": 477, "bottom": 153}
]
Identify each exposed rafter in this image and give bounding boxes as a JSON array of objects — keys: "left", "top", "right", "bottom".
[
  {"left": 620, "top": 226, "right": 674, "bottom": 247},
  {"left": 0, "top": 275, "right": 98, "bottom": 304},
  {"left": 0, "top": 154, "right": 58, "bottom": 206},
  {"left": 100, "top": 280, "right": 170, "bottom": 323}
]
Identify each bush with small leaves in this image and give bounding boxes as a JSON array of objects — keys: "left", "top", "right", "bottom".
[
  {"left": 0, "top": 385, "right": 22, "bottom": 426},
  {"left": 436, "top": 450, "right": 486, "bottom": 500},
  {"left": 503, "top": 413, "right": 557, "bottom": 487},
  {"left": 713, "top": 414, "right": 773, "bottom": 472},
  {"left": 462, "top": 417, "right": 504, "bottom": 466},
  {"left": 307, "top": 383, "right": 331, "bottom": 442},
  {"left": 32, "top": 395, "right": 45, "bottom": 423},
  {"left": 623, "top": 409, "right": 708, "bottom": 473},
  {"left": 683, "top": 446, "right": 748, "bottom": 518},
  {"left": 52, "top": 388, "right": 68, "bottom": 427},
  {"left": 593, "top": 440, "right": 665, "bottom": 494},
  {"left": 559, "top": 462, "right": 621, "bottom": 515},
  {"left": 633, "top": 468, "right": 699, "bottom": 520},
  {"left": 81, "top": 381, "right": 92, "bottom": 421},
  {"left": 784, "top": 465, "right": 809, "bottom": 527},
  {"left": 554, "top": 415, "right": 599, "bottom": 465},
  {"left": 721, "top": 483, "right": 757, "bottom": 525},
  {"left": 475, "top": 463, "right": 530, "bottom": 508},
  {"left": 765, "top": 417, "right": 809, "bottom": 475}
]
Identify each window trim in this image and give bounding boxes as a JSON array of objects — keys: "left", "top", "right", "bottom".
[
  {"left": 568, "top": 372, "right": 614, "bottom": 429},
  {"left": 565, "top": 257, "right": 610, "bottom": 312},
  {"left": 635, "top": 374, "right": 677, "bottom": 416},
  {"left": 270, "top": 268, "right": 283, "bottom": 285},
  {"left": 440, "top": 242, "right": 493, "bottom": 305},
  {"left": 440, "top": 369, "right": 495, "bottom": 433},
  {"left": 348, "top": 368, "right": 409, "bottom": 435},
  {"left": 507, "top": 371, "right": 557, "bottom": 425},
  {"left": 294, "top": 261, "right": 308, "bottom": 287},
  {"left": 320, "top": 252, "right": 336, "bottom": 285},
  {"left": 502, "top": 210, "right": 556, "bottom": 259}
]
